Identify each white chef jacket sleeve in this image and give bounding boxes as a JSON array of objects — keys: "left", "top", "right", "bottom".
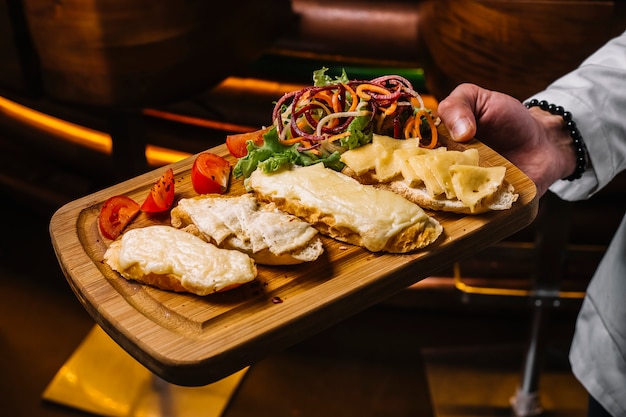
[
  {"left": 526, "top": 31, "right": 626, "bottom": 201},
  {"left": 526, "top": 31, "right": 626, "bottom": 417}
]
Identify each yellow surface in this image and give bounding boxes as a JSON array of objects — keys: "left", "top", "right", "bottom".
[{"left": 42, "top": 325, "right": 247, "bottom": 417}]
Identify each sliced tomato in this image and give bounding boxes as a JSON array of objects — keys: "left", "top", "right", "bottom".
[
  {"left": 141, "top": 168, "right": 175, "bottom": 213},
  {"left": 99, "top": 195, "right": 140, "bottom": 240},
  {"left": 191, "top": 152, "right": 231, "bottom": 195},
  {"left": 226, "top": 127, "right": 270, "bottom": 158}
]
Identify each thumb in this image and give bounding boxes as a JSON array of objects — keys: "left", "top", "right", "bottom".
[
  {"left": 437, "top": 84, "right": 480, "bottom": 142},
  {"left": 445, "top": 115, "right": 475, "bottom": 143}
]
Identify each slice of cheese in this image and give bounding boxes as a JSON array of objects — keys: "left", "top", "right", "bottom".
[
  {"left": 428, "top": 149, "right": 480, "bottom": 199},
  {"left": 398, "top": 157, "right": 423, "bottom": 187},
  {"left": 408, "top": 154, "right": 445, "bottom": 197},
  {"left": 394, "top": 147, "right": 445, "bottom": 187},
  {"left": 341, "top": 135, "right": 421, "bottom": 181},
  {"left": 340, "top": 143, "right": 378, "bottom": 175},
  {"left": 372, "top": 136, "right": 420, "bottom": 182},
  {"left": 450, "top": 165, "right": 507, "bottom": 213}
]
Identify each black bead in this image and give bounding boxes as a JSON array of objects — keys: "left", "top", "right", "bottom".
[
  {"left": 566, "top": 120, "right": 577, "bottom": 130},
  {"left": 562, "top": 111, "right": 572, "bottom": 122}
]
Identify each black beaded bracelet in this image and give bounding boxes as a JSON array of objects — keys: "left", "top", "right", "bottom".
[{"left": 524, "top": 99, "right": 588, "bottom": 181}]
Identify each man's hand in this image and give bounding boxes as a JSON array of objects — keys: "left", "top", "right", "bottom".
[{"left": 437, "top": 83, "right": 577, "bottom": 197}]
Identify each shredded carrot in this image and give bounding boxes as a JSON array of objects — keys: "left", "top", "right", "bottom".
[
  {"left": 313, "top": 90, "right": 334, "bottom": 108},
  {"left": 296, "top": 116, "right": 315, "bottom": 134},
  {"left": 342, "top": 83, "right": 359, "bottom": 112},
  {"left": 279, "top": 136, "right": 305, "bottom": 145},
  {"left": 403, "top": 116, "right": 417, "bottom": 139},
  {"left": 409, "top": 97, "right": 422, "bottom": 108},
  {"left": 402, "top": 110, "right": 438, "bottom": 148},
  {"left": 356, "top": 83, "right": 392, "bottom": 100},
  {"left": 380, "top": 101, "right": 398, "bottom": 116},
  {"left": 331, "top": 89, "right": 343, "bottom": 113},
  {"left": 327, "top": 131, "right": 351, "bottom": 142}
]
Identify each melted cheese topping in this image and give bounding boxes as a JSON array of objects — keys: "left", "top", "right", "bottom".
[
  {"left": 114, "top": 225, "right": 256, "bottom": 295},
  {"left": 249, "top": 163, "right": 430, "bottom": 252},
  {"left": 176, "top": 194, "right": 319, "bottom": 257}
]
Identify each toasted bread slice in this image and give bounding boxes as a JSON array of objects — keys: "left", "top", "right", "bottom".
[
  {"left": 342, "top": 151, "right": 518, "bottom": 214},
  {"left": 377, "top": 176, "right": 518, "bottom": 214},
  {"left": 104, "top": 225, "right": 257, "bottom": 295},
  {"left": 248, "top": 163, "right": 442, "bottom": 253},
  {"left": 171, "top": 194, "right": 323, "bottom": 265}
]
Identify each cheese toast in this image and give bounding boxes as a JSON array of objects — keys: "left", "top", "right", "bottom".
[
  {"left": 340, "top": 135, "right": 519, "bottom": 214},
  {"left": 104, "top": 225, "right": 257, "bottom": 295},
  {"left": 171, "top": 194, "right": 324, "bottom": 265},
  {"left": 248, "top": 163, "right": 442, "bottom": 253}
]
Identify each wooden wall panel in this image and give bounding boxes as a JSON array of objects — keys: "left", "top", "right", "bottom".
[{"left": 420, "top": 0, "right": 626, "bottom": 100}]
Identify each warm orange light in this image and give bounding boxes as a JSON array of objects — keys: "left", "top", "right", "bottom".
[
  {"left": 453, "top": 262, "right": 586, "bottom": 299},
  {"left": 142, "top": 108, "right": 257, "bottom": 133},
  {"left": 145, "top": 145, "right": 191, "bottom": 166},
  {"left": 0, "top": 96, "right": 112, "bottom": 154},
  {"left": 0, "top": 96, "right": 191, "bottom": 166}
]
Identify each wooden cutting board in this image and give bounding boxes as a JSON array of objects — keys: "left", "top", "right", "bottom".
[{"left": 49, "top": 139, "right": 537, "bottom": 387}]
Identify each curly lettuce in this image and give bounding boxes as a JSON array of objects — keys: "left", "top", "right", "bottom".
[
  {"left": 233, "top": 127, "right": 344, "bottom": 179},
  {"left": 313, "top": 67, "right": 349, "bottom": 86}
]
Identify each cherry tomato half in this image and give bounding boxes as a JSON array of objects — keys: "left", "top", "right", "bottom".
[
  {"left": 141, "top": 168, "right": 175, "bottom": 213},
  {"left": 226, "top": 127, "right": 270, "bottom": 158},
  {"left": 98, "top": 195, "right": 140, "bottom": 240},
  {"left": 191, "top": 153, "right": 231, "bottom": 195}
]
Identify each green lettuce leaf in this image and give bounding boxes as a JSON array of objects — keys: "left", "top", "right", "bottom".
[
  {"left": 233, "top": 127, "right": 345, "bottom": 178},
  {"left": 313, "top": 67, "right": 349, "bottom": 86},
  {"left": 343, "top": 112, "right": 373, "bottom": 149}
]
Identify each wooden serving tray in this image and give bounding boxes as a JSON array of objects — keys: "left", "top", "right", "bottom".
[{"left": 50, "top": 139, "right": 537, "bottom": 387}]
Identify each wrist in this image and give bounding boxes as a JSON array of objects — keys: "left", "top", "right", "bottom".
[{"left": 524, "top": 99, "right": 588, "bottom": 181}]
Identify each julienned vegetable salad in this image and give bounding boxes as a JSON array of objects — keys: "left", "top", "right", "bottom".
[{"left": 233, "top": 68, "right": 438, "bottom": 179}]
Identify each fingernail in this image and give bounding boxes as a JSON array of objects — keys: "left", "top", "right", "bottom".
[{"left": 450, "top": 117, "right": 471, "bottom": 141}]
